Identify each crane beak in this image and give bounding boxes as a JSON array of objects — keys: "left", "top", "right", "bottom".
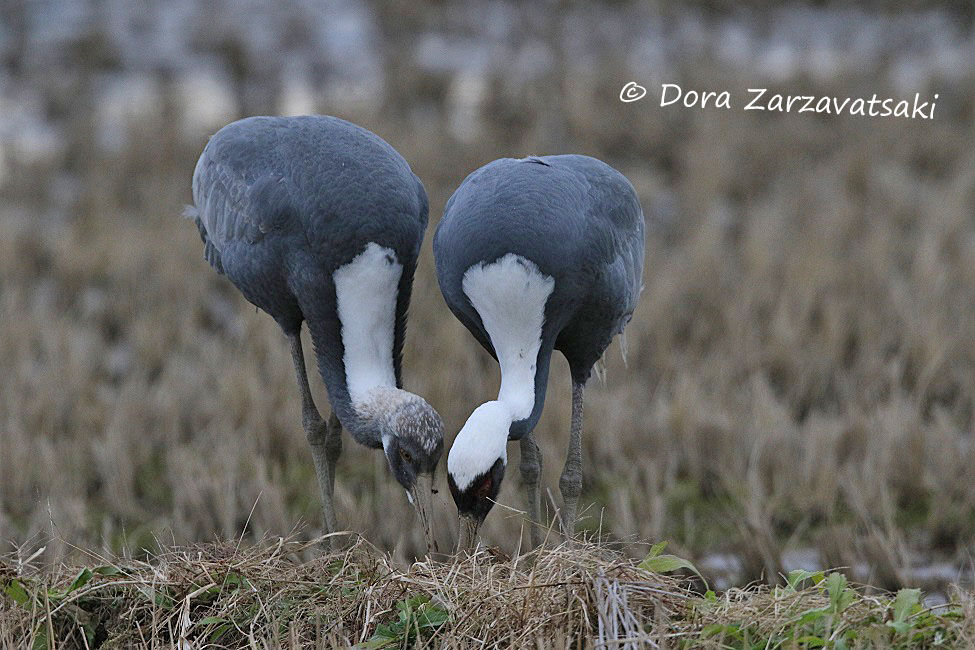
[
  {"left": 409, "top": 473, "right": 438, "bottom": 555},
  {"left": 455, "top": 514, "right": 481, "bottom": 554}
]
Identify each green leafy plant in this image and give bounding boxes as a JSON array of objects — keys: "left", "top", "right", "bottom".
[
  {"left": 886, "top": 588, "right": 921, "bottom": 637},
  {"left": 362, "top": 594, "right": 449, "bottom": 648},
  {"left": 639, "top": 541, "right": 707, "bottom": 587},
  {"left": 782, "top": 569, "right": 825, "bottom": 593}
]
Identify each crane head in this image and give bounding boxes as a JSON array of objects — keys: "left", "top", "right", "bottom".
[
  {"left": 380, "top": 394, "right": 445, "bottom": 554},
  {"left": 445, "top": 401, "right": 512, "bottom": 552}
]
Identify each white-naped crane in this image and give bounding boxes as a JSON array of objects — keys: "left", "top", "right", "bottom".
[
  {"left": 435, "top": 155, "right": 645, "bottom": 550},
  {"left": 186, "top": 115, "right": 444, "bottom": 552}
]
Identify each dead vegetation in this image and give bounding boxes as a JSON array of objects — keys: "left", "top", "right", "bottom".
[
  {"left": 1, "top": 535, "right": 972, "bottom": 648},
  {"left": 0, "top": 535, "right": 686, "bottom": 648}
]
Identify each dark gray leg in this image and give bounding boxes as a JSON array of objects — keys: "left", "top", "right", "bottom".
[
  {"left": 322, "top": 412, "right": 342, "bottom": 497},
  {"left": 559, "top": 381, "right": 585, "bottom": 540},
  {"left": 289, "top": 333, "right": 343, "bottom": 548},
  {"left": 519, "top": 433, "right": 543, "bottom": 549}
]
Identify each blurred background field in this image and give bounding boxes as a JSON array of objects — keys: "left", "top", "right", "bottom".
[{"left": 0, "top": 0, "right": 973, "bottom": 596}]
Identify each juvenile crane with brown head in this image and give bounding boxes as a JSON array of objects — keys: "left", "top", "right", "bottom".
[{"left": 187, "top": 115, "right": 444, "bottom": 552}]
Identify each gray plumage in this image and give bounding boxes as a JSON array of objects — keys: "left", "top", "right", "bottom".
[
  {"left": 436, "top": 155, "right": 644, "bottom": 433},
  {"left": 186, "top": 115, "right": 443, "bottom": 550},
  {"left": 436, "top": 154, "right": 645, "bottom": 548}
]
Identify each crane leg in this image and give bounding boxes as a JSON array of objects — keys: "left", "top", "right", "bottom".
[
  {"left": 288, "top": 332, "right": 343, "bottom": 550},
  {"left": 322, "top": 411, "right": 342, "bottom": 497},
  {"left": 559, "top": 381, "right": 585, "bottom": 541},
  {"left": 519, "top": 434, "right": 543, "bottom": 549}
]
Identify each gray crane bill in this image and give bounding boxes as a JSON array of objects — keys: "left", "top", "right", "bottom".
[
  {"left": 409, "top": 473, "right": 438, "bottom": 554},
  {"left": 456, "top": 514, "right": 481, "bottom": 554}
]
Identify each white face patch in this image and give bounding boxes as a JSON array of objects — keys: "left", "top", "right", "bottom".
[
  {"left": 447, "top": 401, "right": 512, "bottom": 491},
  {"left": 333, "top": 242, "right": 402, "bottom": 407},
  {"left": 462, "top": 254, "right": 555, "bottom": 420}
]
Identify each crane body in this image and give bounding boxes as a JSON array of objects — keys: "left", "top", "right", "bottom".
[
  {"left": 435, "top": 155, "right": 645, "bottom": 549},
  {"left": 188, "top": 115, "right": 444, "bottom": 551}
]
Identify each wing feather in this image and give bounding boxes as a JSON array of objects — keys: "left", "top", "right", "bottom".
[{"left": 191, "top": 155, "right": 295, "bottom": 271}]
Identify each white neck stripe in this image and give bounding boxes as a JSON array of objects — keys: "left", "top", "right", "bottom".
[
  {"left": 462, "top": 254, "right": 554, "bottom": 420},
  {"left": 333, "top": 242, "right": 401, "bottom": 407}
]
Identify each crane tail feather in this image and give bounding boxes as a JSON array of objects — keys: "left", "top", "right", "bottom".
[
  {"left": 593, "top": 358, "right": 607, "bottom": 386},
  {"left": 185, "top": 204, "right": 225, "bottom": 275}
]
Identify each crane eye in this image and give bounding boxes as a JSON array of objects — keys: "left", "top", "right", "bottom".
[
  {"left": 475, "top": 477, "right": 493, "bottom": 499},
  {"left": 399, "top": 449, "right": 413, "bottom": 463}
]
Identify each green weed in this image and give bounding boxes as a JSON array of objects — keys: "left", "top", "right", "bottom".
[{"left": 362, "top": 594, "right": 449, "bottom": 648}]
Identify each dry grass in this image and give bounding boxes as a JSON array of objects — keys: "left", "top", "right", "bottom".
[
  {"left": 0, "top": 535, "right": 686, "bottom": 648},
  {"left": 1, "top": 535, "right": 972, "bottom": 649}
]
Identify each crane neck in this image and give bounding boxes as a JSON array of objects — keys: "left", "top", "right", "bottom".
[
  {"left": 308, "top": 240, "right": 406, "bottom": 448},
  {"left": 322, "top": 379, "right": 421, "bottom": 449},
  {"left": 460, "top": 252, "right": 556, "bottom": 438},
  {"left": 502, "top": 343, "right": 555, "bottom": 439},
  {"left": 306, "top": 320, "right": 401, "bottom": 449},
  {"left": 352, "top": 386, "right": 417, "bottom": 441},
  {"left": 497, "top": 368, "right": 536, "bottom": 422}
]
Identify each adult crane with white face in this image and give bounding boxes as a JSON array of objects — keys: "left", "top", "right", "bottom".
[
  {"left": 435, "top": 155, "right": 645, "bottom": 551},
  {"left": 187, "top": 115, "right": 444, "bottom": 552}
]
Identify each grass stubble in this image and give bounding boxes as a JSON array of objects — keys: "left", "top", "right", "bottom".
[{"left": 1, "top": 532, "right": 972, "bottom": 648}]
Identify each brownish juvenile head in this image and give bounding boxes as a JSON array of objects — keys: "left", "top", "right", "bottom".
[{"left": 376, "top": 390, "right": 445, "bottom": 553}]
